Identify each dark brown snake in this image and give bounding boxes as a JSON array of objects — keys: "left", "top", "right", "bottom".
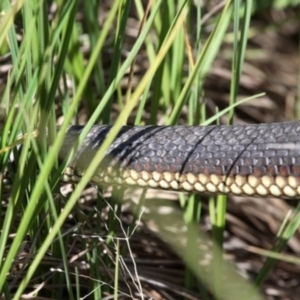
[{"left": 58, "top": 121, "right": 300, "bottom": 198}]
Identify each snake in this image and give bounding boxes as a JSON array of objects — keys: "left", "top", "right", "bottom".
[{"left": 57, "top": 121, "right": 300, "bottom": 199}]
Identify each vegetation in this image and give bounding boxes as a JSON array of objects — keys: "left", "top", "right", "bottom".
[{"left": 0, "top": 0, "right": 299, "bottom": 299}]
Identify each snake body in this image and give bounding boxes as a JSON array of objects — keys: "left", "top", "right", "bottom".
[{"left": 60, "top": 121, "right": 300, "bottom": 198}]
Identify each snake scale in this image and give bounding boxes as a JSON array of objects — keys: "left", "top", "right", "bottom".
[{"left": 58, "top": 121, "right": 300, "bottom": 199}]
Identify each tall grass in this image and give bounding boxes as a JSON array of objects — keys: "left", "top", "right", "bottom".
[{"left": 0, "top": 0, "right": 299, "bottom": 299}]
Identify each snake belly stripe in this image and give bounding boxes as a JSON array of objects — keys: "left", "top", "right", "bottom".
[{"left": 59, "top": 121, "right": 300, "bottom": 198}]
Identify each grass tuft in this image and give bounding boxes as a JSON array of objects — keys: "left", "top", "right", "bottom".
[{"left": 0, "top": 0, "right": 299, "bottom": 299}]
